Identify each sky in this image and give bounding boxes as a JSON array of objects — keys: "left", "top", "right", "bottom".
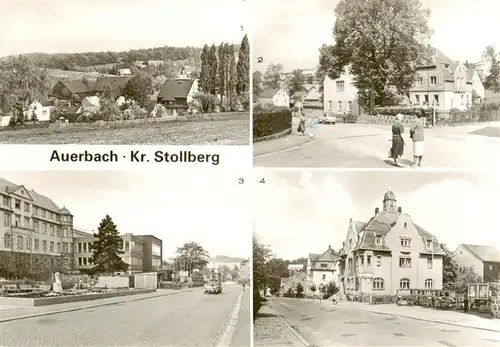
[
  {"left": 0, "top": 170, "right": 251, "bottom": 260},
  {"left": 0, "top": 0, "right": 246, "bottom": 57},
  {"left": 252, "top": 0, "right": 500, "bottom": 72},
  {"left": 254, "top": 170, "right": 500, "bottom": 260}
]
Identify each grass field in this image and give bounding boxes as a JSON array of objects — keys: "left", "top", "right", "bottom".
[{"left": 0, "top": 117, "right": 250, "bottom": 145}]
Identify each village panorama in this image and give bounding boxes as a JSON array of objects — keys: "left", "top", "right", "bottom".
[{"left": 0, "top": 38, "right": 250, "bottom": 145}]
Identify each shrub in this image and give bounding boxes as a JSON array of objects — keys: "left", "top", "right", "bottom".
[
  {"left": 253, "top": 109, "right": 292, "bottom": 139},
  {"left": 253, "top": 287, "right": 261, "bottom": 321},
  {"left": 373, "top": 106, "right": 434, "bottom": 123}
]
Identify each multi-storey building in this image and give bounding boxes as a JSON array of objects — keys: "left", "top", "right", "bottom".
[
  {"left": 453, "top": 244, "right": 500, "bottom": 283},
  {"left": 323, "top": 73, "right": 361, "bottom": 116},
  {"left": 0, "top": 177, "right": 163, "bottom": 279},
  {"left": 339, "top": 189, "right": 444, "bottom": 299},
  {"left": 306, "top": 246, "right": 340, "bottom": 294},
  {"left": 0, "top": 177, "right": 74, "bottom": 279}
]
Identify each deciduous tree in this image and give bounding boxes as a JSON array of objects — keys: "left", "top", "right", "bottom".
[
  {"left": 288, "top": 69, "right": 306, "bottom": 97},
  {"left": 483, "top": 46, "right": 500, "bottom": 92},
  {"left": 318, "top": 0, "right": 432, "bottom": 113},
  {"left": 122, "top": 71, "right": 154, "bottom": 106},
  {"left": 89, "top": 215, "right": 129, "bottom": 275},
  {"left": 176, "top": 241, "right": 209, "bottom": 276}
]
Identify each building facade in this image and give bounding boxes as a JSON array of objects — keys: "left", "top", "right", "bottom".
[
  {"left": 137, "top": 235, "right": 163, "bottom": 271},
  {"left": 259, "top": 89, "right": 290, "bottom": 107},
  {"left": 453, "top": 244, "right": 500, "bottom": 283},
  {"left": 323, "top": 74, "right": 359, "bottom": 115},
  {"left": 339, "top": 189, "right": 444, "bottom": 299},
  {"left": 306, "top": 246, "right": 340, "bottom": 294}
]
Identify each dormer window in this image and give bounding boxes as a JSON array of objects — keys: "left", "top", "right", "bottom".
[
  {"left": 426, "top": 239, "right": 432, "bottom": 249},
  {"left": 375, "top": 235, "right": 382, "bottom": 245},
  {"left": 320, "top": 263, "right": 327, "bottom": 268}
]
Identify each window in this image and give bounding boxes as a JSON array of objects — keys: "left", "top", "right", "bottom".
[
  {"left": 2, "top": 196, "right": 9, "bottom": 206},
  {"left": 426, "top": 239, "right": 432, "bottom": 249},
  {"left": 415, "top": 95, "right": 420, "bottom": 104},
  {"left": 50, "top": 241, "right": 54, "bottom": 253},
  {"left": 328, "top": 101, "right": 332, "bottom": 111},
  {"left": 43, "top": 223, "right": 48, "bottom": 234},
  {"left": 359, "top": 255, "right": 364, "bottom": 266},
  {"left": 4, "top": 213, "right": 11, "bottom": 227},
  {"left": 376, "top": 256, "right": 382, "bottom": 267},
  {"left": 15, "top": 214, "right": 20, "bottom": 227},
  {"left": 4, "top": 234, "right": 11, "bottom": 248},
  {"left": 427, "top": 258, "right": 433, "bottom": 269},
  {"left": 34, "top": 220, "right": 39, "bottom": 232},
  {"left": 50, "top": 225, "right": 54, "bottom": 235},
  {"left": 489, "top": 265, "right": 493, "bottom": 271},
  {"left": 15, "top": 199, "right": 21, "bottom": 209},
  {"left": 348, "top": 258, "right": 353, "bottom": 268},
  {"left": 461, "top": 95, "right": 464, "bottom": 104},
  {"left": 337, "top": 101, "right": 342, "bottom": 112},
  {"left": 78, "top": 243, "right": 82, "bottom": 253},
  {"left": 42, "top": 241, "right": 47, "bottom": 252},
  {"left": 63, "top": 227, "right": 68, "bottom": 237},
  {"left": 375, "top": 235, "right": 382, "bottom": 245},
  {"left": 430, "top": 76, "right": 436, "bottom": 85},
  {"left": 63, "top": 243, "right": 69, "bottom": 253},
  {"left": 125, "top": 241, "right": 130, "bottom": 251},
  {"left": 400, "top": 237, "right": 411, "bottom": 247},
  {"left": 27, "top": 237, "right": 32, "bottom": 250},
  {"left": 424, "top": 279, "right": 434, "bottom": 289},
  {"left": 399, "top": 257, "right": 411, "bottom": 268},
  {"left": 416, "top": 77, "right": 423, "bottom": 86},
  {"left": 57, "top": 227, "right": 61, "bottom": 237},
  {"left": 424, "top": 95, "right": 429, "bottom": 104},
  {"left": 78, "top": 257, "right": 82, "bottom": 266},
  {"left": 34, "top": 239, "right": 39, "bottom": 251},
  {"left": 348, "top": 101, "right": 352, "bottom": 111},
  {"left": 17, "top": 235, "right": 23, "bottom": 250},
  {"left": 433, "top": 95, "right": 439, "bottom": 105},
  {"left": 322, "top": 274, "right": 326, "bottom": 281},
  {"left": 23, "top": 217, "right": 30, "bottom": 229},
  {"left": 320, "top": 263, "right": 327, "bottom": 268},
  {"left": 367, "top": 255, "right": 372, "bottom": 266},
  {"left": 373, "top": 277, "right": 384, "bottom": 290},
  {"left": 83, "top": 243, "right": 87, "bottom": 252},
  {"left": 57, "top": 242, "right": 61, "bottom": 253},
  {"left": 400, "top": 278, "right": 410, "bottom": 290},
  {"left": 336, "top": 80, "right": 345, "bottom": 92}
]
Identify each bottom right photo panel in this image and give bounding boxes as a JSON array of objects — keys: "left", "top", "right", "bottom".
[{"left": 253, "top": 170, "right": 500, "bottom": 347}]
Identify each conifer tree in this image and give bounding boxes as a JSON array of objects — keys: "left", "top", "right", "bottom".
[
  {"left": 199, "top": 44, "right": 210, "bottom": 93},
  {"left": 89, "top": 215, "right": 129, "bottom": 274},
  {"left": 208, "top": 44, "right": 219, "bottom": 95},
  {"left": 236, "top": 34, "right": 250, "bottom": 96}
]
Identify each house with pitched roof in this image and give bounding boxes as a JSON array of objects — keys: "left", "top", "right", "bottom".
[
  {"left": 24, "top": 94, "right": 55, "bottom": 122},
  {"left": 306, "top": 246, "right": 340, "bottom": 292},
  {"left": 157, "top": 79, "right": 199, "bottom": 114},
  {"left": 339, "top": 189, "right": 444, "bottom": 299},
  {"left": 49, "top": 80, "right": 94, "bottom": 101},
  {"left": 93, "top": 76, "right": 131, "bottom": 96},
  {"left": 323, "top": 73, "right": 360, "bottom": 115},
  {"left": 453, "top": 244, "right": 500, "bottom": 283},
  {"left": 409, "top": 47, "right": 484, "bottom": 110},
  {"left": 259, "top": 88, "right": 289, "bottom": 107}
]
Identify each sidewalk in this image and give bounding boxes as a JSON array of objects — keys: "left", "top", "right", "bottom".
[
  {"left": 333, "top": 301, "right": 500, "bottom": 332},
  {"left": 253, "top": 303, "right": 305, "bottom": 347},
  {"left": 253, "top": 133, "right": 313, "bottom": 156},
  {"left": 230, "top": 289, "right": 251, "bottom": 347},
  {"left": 0, "top": 288, "right": 194, "bottom": 322}
]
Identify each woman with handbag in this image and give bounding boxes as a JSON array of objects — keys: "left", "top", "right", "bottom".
[
  {"left": 410, "top": 114, "right": 425, "bottom": 168},
  {"left": 390, "top": 113, "right": 405, "bottom": 167}
]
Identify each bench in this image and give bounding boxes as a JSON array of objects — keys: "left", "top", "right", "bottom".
[
  {"left": 1, "top": 284, "right": 19, "bottom": 293},
  {"left": 37, "top": 284, "right": 52, "bottom": 293},
  {"left": 19, "top": 284, "right": 35, "bottom": 292}
]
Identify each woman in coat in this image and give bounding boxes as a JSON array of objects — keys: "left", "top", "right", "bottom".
[
  {"left": 390, "top": 114, "right": 405, "bottom": 167},
  {"left": 410, "top": 114, "right": 425, "bottom": 167},
  {"left": 297, "top": 110, "right": 306, "bottom": 135}
]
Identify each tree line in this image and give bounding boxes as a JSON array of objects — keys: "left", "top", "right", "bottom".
[{"left": 198, "top": 35, "right": 250, "bottom": 110}]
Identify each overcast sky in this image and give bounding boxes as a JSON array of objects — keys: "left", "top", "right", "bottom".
[
  {"left": 0, "top": 0, "right": 246, "bottom": 57},
  {"left": 254, "top": 170, "right": 500, "bottom": 260},
  {"left": 0, "top": 171, "right": 251, "bottom": 259},
  {"left": 252, "top": 0, "right": 500, "bottom": 72}
]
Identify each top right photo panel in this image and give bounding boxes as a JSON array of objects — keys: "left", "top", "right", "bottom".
[{"left": 252, "top": 0, "right": 500, "bottom": 169}]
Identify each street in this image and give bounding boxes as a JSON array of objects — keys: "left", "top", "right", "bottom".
[
  {"left": 254, "top": 298, "right": 500, "bottom": 346},
  {"left": 0, "top": 284, "right": 248, "bottom": 346},
  {"left": 253, "top": 118, "right": 500, "bottom": 168}
]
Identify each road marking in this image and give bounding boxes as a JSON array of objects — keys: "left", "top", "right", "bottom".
[{"left": 216, "top": 289, "right": 244, "bottom": 347}]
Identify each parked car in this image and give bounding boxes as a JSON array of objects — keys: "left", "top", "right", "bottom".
[
  {"left": 319, "top": 113, "right": 336, "bottom": 124},
  {"left": 204, "top": 280, "right": 222, "bottom": 294}
]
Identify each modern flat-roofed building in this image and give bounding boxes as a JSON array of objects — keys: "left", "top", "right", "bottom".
[{"left": 136, "top": 235, "right": 163, "bottom": 271}]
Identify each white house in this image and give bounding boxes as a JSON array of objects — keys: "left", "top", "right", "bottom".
[
  {"left": 117, "top": 68, "right": 132, "bottom": 76},
  {"left": 24, "top": 99, "right": 54, "bottom": 122},
  {"left": 77, "top": 96, "right": 100, "bottom": 113},
  {"left": 0, "top": 115, "right": 11, "bottom": 127},
  {"left": 323, "top": 74, "right": 359, "bottom": 115},
  {"left": 306, "top": 246, "right": 340, "bottom": 295},
  {"left": 470, "top": 70, "right": 485, "bottom": 100},
  {"left": 259, "top": 88, "right": 290, "bottom": 107}
]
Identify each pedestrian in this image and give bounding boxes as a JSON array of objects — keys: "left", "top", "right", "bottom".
[
  {"left": 410, "top": 114, "right": 425, "bottom": 168},
  {"left": 297, "top": 110, "right": 306, "bottom": 136},
  {"left": 390, "top": 113, "right": 405, "bottom": 167}
]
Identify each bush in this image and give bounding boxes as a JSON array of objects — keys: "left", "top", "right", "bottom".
[
  {"left": 370, "top": 295, "right": 395, "bottom": 305},
  {"left": 253, "top": 288, "right": 261, "bottom": 321},
  {"left": 253, "top": 109, "right": 292, "bottom": 140},
  {"left": 373, "top": 106, "right": 434, "bottom": 123}
]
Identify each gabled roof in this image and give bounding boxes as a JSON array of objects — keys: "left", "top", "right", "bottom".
[
  {"left": 260, "top": 89, "right": 280, "bottom": 98},
  {"left": 309, "top": 247, "right": 339, "bottom": 262},
  {"left": 0, "top": 177, "right": 62, "bottom": 212},
  {"left": 82, "top": 96, "right": 100, "bottom": 107},
  {"left": 56, "top": 79, "right": 92, "bottom": 94},
  {"left": 462, "top": 244, "right": 500, "bottom": 263},
  {"left": 94, "top": 76, "right": 131, "bottom": 92},
  {"left": 158, "top": 79, "right": 194, "bottom": 101}
]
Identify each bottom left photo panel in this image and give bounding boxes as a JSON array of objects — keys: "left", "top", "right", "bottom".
[{"left": 0, "top": 171, "right": 251, "bottom": 347}]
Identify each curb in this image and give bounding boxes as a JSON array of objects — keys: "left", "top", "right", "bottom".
[
  {"left": 0, "top": 289, "right": 194, "bottom": 323},
  {"left": 217, "top": 289, "right": 244, "bottom": 347},
  {"left": 332, "top": 303, "right": 500, "bottom": 333},
  {"left": 253, "top": 128, "right": 292, "bottom": 143},
  {"left": 253, "top": 136, "right": 313, "bottom": 157}
]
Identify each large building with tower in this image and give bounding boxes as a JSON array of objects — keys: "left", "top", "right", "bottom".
[{"left": 0, "top": 177, "right": 163, "bottom": 279}]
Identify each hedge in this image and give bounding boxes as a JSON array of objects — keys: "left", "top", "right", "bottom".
[
  {"left": 373, "top": 106, "right": 435, "bottom": 123},
  {"left": 253, "top": 109, "right": 292, "bottom": 140}
]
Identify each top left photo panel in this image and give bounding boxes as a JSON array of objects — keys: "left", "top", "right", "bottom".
[{"left": 0, "top": 0, "right": 250, "bottom": 145}]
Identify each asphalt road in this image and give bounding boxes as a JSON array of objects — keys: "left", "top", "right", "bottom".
[
  {"left": 262, "top": 298, "right": 500, "bottom": 346},
  {"left": 0, "top": 284, "right": 245, "bottom": 346},
  {"left": 254, "top": 119, "right": 500, "bottom": 169}
]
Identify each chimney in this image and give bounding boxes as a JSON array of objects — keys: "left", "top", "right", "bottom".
[
  {"left": 398, "top": 207, "right": 402, "bottom": 214},
  {"left": 375, "top": 207, "right": 380, "bottom": 215},
  {"left": 342, "top": 242, "right": 345, "bottom": 248}
]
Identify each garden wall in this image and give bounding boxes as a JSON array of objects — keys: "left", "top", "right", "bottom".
[
  {"left": 0, "top": 288, "right": 156, "bottom": 307},
  {"left": 253, "top": 109, "right": 292, "bottom": 141}
]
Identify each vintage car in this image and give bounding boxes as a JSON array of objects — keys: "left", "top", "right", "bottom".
[
  {"left": 319, "top": 113, "right": 336, "bottom": 124},
  {"left": 204, "top": 280, "right": 222, "bottom": 295}
]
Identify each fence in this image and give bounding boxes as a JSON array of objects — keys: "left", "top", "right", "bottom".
[
  {"left": 253, "top": 109, "right": 292, "bottom": 141},
  {"left": 0, "top": 112, "right": 248, "bottom": 131}
]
